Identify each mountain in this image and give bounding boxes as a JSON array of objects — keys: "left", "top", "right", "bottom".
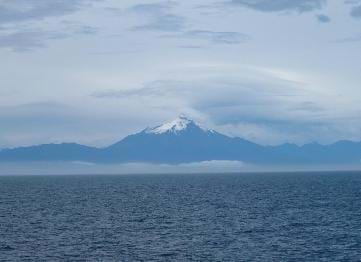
[
  {"left": 1, "top": 116, "right": 361, "bottom": 165},
  {"left": 101, "top": 116, "right": 265, "bottom": 164},
  {"left": 0, "top": 143, "right": 97, "bottom": 162}
]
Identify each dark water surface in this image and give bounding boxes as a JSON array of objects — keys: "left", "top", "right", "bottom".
[{"left": 1, "top": 172, "right": 361, "bottom": 261}]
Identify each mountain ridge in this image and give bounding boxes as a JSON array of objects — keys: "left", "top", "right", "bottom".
[{"left": 1, "top": 116, "right": 361, "bottom": 165}]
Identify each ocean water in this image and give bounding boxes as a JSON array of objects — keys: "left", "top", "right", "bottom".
[{"left": 1, "top": 172, "right": 361, "bottom": 261}]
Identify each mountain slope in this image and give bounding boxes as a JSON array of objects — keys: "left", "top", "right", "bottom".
[{"left": 101, "top": 116, "right": 265, "bottom": 163}]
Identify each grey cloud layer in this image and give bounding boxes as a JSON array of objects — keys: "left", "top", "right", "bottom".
[
  {"left": 127, "top": 2, "right": 248, "bottom": 45},
  {"left": 350, "top": 5, "right": 361, "bottom": 18},
  {"left": 226, "top": 0, "right": 326, "bottom": 13},
  {"left": 129, "top": 2, "right": 185, "bottom": 32},
  {"left": 91, "top": 75, "right": 341, "bottom": 144},
  {"left": 1, "top": 0, "right": 361, "bottom": 146},
  {"left": 0, "top": 0, "right": 96, "bottom": 25},
  {"left": 91, "top": 76, "right": 361, "bottom": 145},
  {"left": 316, "top": 14, "right": 330, "bottom": 23},
  {"left": 131, "top": 14, "right": 185, "bottom": 32},
  {"left": 0, "top": 30, "right": 66, "bottom": 52},
  {"left": 0, "top": 25, "right": 97, "bottom": 52},
  {"left": 92, "top": 79, "right": 316, "bottom": 121},
  {"left": 162, "top": 30, "right": 250, "bottom": 44},
  {"left": 345, "top": 0, "right": 361, "bottom": 18},
  {"left": 0, "top": 0, "right": 342, "bottom": 52},
  {"left": 0, "top": 0, "right": 98, "bottom": 52}
]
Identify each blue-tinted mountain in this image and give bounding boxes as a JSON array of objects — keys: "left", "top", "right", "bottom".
[
  {"left": 0, "top": 143, "right": 98, "bottom": 162},
  {"left": 100, "top": 116, "right": 265, "bottom": 164},
  {"left": 1, "top": 116, "right": 361, "bottom": 165}
]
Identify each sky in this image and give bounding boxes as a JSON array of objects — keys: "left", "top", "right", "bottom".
[{"left": 1, "top": 0, "right": 361, "bottom": 148}]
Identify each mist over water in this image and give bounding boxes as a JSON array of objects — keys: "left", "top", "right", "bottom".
[{"left": 1, "top": 172, "right": 361, "bottom": 261}]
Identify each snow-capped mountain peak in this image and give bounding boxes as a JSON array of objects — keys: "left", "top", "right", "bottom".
[{"left": 145, "top": 116, "right": 212, "bottom": 134}]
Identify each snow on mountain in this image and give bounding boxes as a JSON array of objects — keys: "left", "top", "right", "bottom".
[{"left": 144, "top": 115, "right": 213, "bottom": 134}]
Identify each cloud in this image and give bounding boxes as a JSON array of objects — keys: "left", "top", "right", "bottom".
[
  {"left": 0, "top": 25, "right": 97, "bottom": 52},
  {"left": 178, "top": 45, "right": 204, "bottom": 49},
  {"left": 162, "top": 30, "right": 250, "bottom": 44},
  {"left": 71, "top": 25, "right": 98, "bottom": 35},
  {"left": 333, "top": 34, "right": 361, "bottom": 43},
  {"left": 290, "top": 101, "right": 323, "bottom": 112},
  {"left": 126, "top": 2, "right": 248, "bottom": 45},
  {"left": 0, "top": 1, "right": 99, "bottom": 52},
  {"left": 350, "top": 5, "right": 361, "bottom": 18},
  {"left": 130, "top": 2, "right": 175, "bottom": 14},
  {"left": 345, "top": 0, "right": 361, "bottom": 4},
  {"left": 225, "top": 0, "right": 326, "bottom": 13},
  {"left": 131, "top": 14, "right": 185, "bottom": 32},
  {"left": 316, "top": 14, "right": 330, "bottom": 22},
  {"left": 0, "top": 73, "right": 359, "bottom": 148},
  {"left": 0, "top": 30, "right": 66, "bottom": 52},
  {"left": 129, "top": 2, "right": 185, "bottom": 32},
  {"left": 0, "top": 0, "right": 98, "bottom": 25},
  {"left": 91, "top": 73, "right": 336, "bottom": 145},
  {"left": 91, "top": 77, "right": 309, "bottom": 116},
  {"left": 90, "top": 67, "right": 361, "bottom": 146}
]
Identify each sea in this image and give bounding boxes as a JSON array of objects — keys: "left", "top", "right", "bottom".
[{"left": 1, "top": 172, "right": 361, "bottom": 261}]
